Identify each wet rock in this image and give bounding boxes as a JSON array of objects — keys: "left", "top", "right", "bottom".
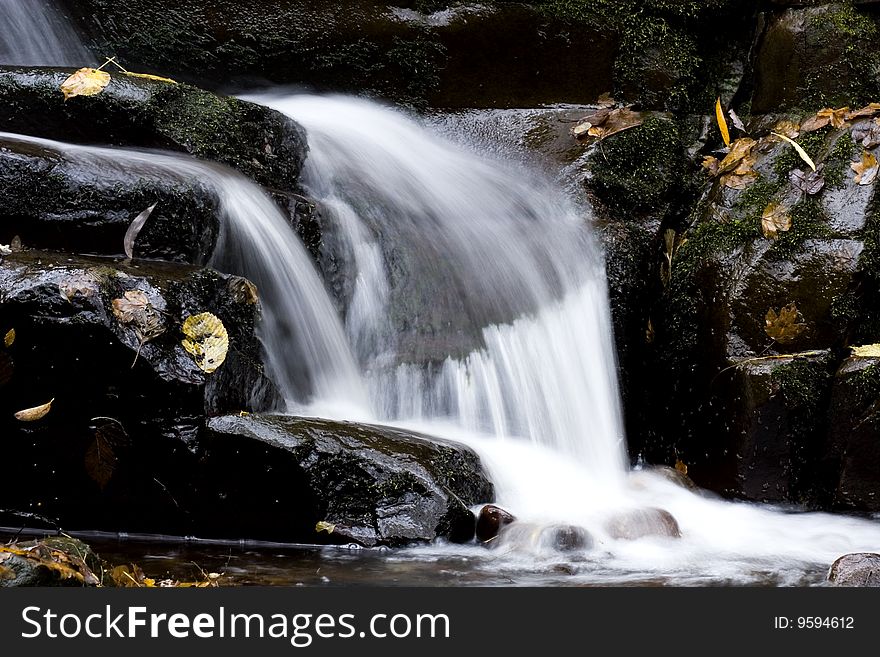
[
  {"left": 60, "top": 1, "right": 615, "bottom": 109},
  {"left": 752, "top": 4, "right": 880, "bottom": 112},
  {"left": 0, "top": 536, "right": 102, "bottom": 587},
  {"left": 495, "top": 522, "right": 594, "bottom": 553},
  {"left": 0, "top": 67, "right": 306, "bottom": 192},
  {"left": 540, "top": 524, "right": 593, "bottom": 552},
  {"left": 828, "top": 552, "right": 880, "bottom": 587},
  {"left": 826, "top": 357, "right": 880, "bottom": 510},
  {"left": 476, "top": 504, "right": 516, "bottom": 544},
  {"left": 630, "top": 465, "right": 698, "bottom": 492},
  {"left": 201, "top": 414, "right": 495, "bottom": 546},
  {"left": 605, "top": 508, "right": 681, "bottom": 540},
  {"left": 0, "top": 136, "right": 221, "bottom": 264}
]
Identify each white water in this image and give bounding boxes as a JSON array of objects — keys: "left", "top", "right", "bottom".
[
  {"left": 0, "top": 0, "right": 93, "bottom": 66},
  {"left": 0, "top": 131, "right": 369, "bottom": 411},
  {"left": 244, "top": 94, "right": 880, "bottom": 583}
]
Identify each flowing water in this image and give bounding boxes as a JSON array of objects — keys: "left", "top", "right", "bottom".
[
  {"left": 4, "top": 1, "right": 880, "bottom": 585},
  {"left": 0, "top": 0, "right": 93, "bottom": 66}
]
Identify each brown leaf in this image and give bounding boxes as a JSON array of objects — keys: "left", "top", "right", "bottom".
[
  {"left": 720, "top": 171, "right": 758, "bottom": 189},
  {"left": 845, "top": 103, "right": 880, "bottom": 120},
  {"left": 596, "top": 92, "right": 615, "bottom": 108},
  {"left": 701, "top": 155, "right": 719, "bottom": 176},
  {"left": 801, "top": 107, "right": 849, "bottom": 133},
  {"left": 851, "top": 119, "right": 880, "bottom": 149},
  {"left": 851, "top": 150, "right": 879, "bottom": 185},
  {"left": 674, "top": 459, "right": 688, "bottom": 476},
  {"left": 123, "top": 203, "right": 157, "bottom": 260},
  {"left": 112, "top": 290, "right": 166, "bottom": 346},
  {"left": 228, "top": 277, "right": 259, "bottom": 305},
  {"left": 773, "top": 119, "right": 801, "bottom": 139},
  {"left": 583, "top": 107, "right": 644, "bottom": 141},
  {"left": 84, "top": 420, "right": 127, "bottom": 490},
  {"left": 789, "top": 167, "right": 825, "bottom": 195},
  {"left": 14, "top": 398, "right": 54, "bottom": 422},
  {"left": 765, "top": 304, "right": 806, "bottom": 344},
  {"left": 59, "top": 273, "right": 99, "bottom": 302},
  {"left": 4, "top": 328, "right": 14, "bottom": 348},
  {"left": 761, "top": 201, "right": 792, "bottom": 239},
  {"left": 717, "top": 137, "right": 756, "bottom": 175}
]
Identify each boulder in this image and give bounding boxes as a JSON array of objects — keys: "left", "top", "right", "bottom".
[
  {"left": 200, "top": 414, "right": 494, "bottom": 546},
  {"left": 605, "top": 507, "right": 681, "bottom": 540},
  {"left": 751, "top": 4, "right": 880, "bottom": 112},
  {"left": 0, "top": 67, "right": 307, "bottom": 192},
  {"left": 828, "top": 552, "right": 880, "bottom": 586},
  {"left": 0, "top": 135, "right": 221, "bottom": 264},
  {"left": 59, "top": 1, "right": 615, "bottom": 109},
  {"left": 495, "top": 522, "right": 594, "bottom": 553},
  {"left": 476, "top": 504, "right": 516, "bottom": 543}
]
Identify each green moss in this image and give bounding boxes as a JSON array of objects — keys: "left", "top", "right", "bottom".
[
  {"left": 588, "top": 116, "right": 687, "bottom": 215},
  {"left": 769, "top": 198, "right": 833, "bottom": 260},
  {"left": 825, "top": 132, "right": 858, "bottom": 189},
  {"left": 772, "top": 127, "right": 831, "bottom": 183},
  {"left": 849, "top": 363, "right": 880, "bottom": 412}
]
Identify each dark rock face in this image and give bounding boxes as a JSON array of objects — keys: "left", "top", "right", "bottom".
[
  {"left": 605, "top": 508, "right": 681, "bottom": 540},
  {"left": 752, "top": 4, "right": 880, "bottom": 112},
  {"left": 828, "top": 552, "right": 880, "bottom": 587},
  {"left": 0, "top": 136, "right": 221, "bottom": 264},
  {"left": 201, "top": 414, "right": 494, "bottom": 546},
  {"left": 59, "top": 0, "right": 615, "bottom": 109},
  {"left": 0, "top": 67, "right": 307, "bottom": 192}
]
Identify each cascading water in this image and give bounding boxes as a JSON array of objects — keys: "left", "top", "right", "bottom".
[
  {"left": 0, "top": 0, "right": 94, "bottom": 66},
  {"left": 244, "top": 94, "right": 880, "bottom": 583},
  {"left": 0, "top": 131, "right": 369, "bottom": 413}
]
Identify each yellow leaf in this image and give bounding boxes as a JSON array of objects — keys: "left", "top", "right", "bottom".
[
  {"left": 765, "top": 304, "right": 806, "bottom": 344},
  {"left": 771, "top": 132, "right": 816, "bottom": 172},
  {"left": 773, "top": 119, "right": 801, "bottom": 139},
  {"left": 4, "top": 328, "right": 14, "bottom": 348},
  {"left": 123, "top": 71, "right": 177, "bottom": 84},
  {"left": 60, "top": 67, "right": 111, "bottom": 101},
  {"left": 715, "top": 97, "right": 731, "bottom": 147},
  {"left": 675, "top": 459, "right": 688, "bottom": 476},
  {"left": 181, "top": 312, "right": 229, "bottom": 373},
  {"left": 761, "top": 201, "right": 792, "bottom": 239},
  {"left": 851, "top": 150, "right": 878, "bottom": 186},
  {"left": 846, "top": 103, "right": 880, "bottom": 121},
  {"left": 851, "top": 344, "right": 880, "bottom": 358},
  {"left": 717, "top": 137, "right": 756, "bottom": 175},
  {"left": 14, "top": 398, "right": 54, "bottom": 422},
  {"left": 701, "top": 155, "right": 719, "bottom": 176},
  {"left": 316, "top": 521, "right": 335, "bottom": 534}
]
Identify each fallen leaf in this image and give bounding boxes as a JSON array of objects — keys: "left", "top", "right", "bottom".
[
  {"left": 84, "top": 419, "right": 128, "bottom": 490},
  {"left": 181, "top": 312, "right": 228, "bottom": 373},
  {"left": 789, "top": 167, "right": 825, "bottom": 195},
  {"left": 15, "top": 398, "right": 54, "bottom": 422},
  {"left": 772, "top": 132, "right": 816, "bottom": 171},
  {"left": 59, "top": 273, "right": 99, "bottom": 302},
  {"left": 761, "top": 201, "right": 792, "bottom": 239},
  {"left": 596, "top": 92, "right": 615, "bottom": 108},
  {"left": 773, "top": 119, "right": 800, "bottom": 139},
  {"left": 582, "top": 107, "right": 643, "bottom": 141},
  {"left": 852, "top": 344, "right": 880, "bottom": 358},
  {"left": 123, "top": 203, "right": 157, "bottom": 260},
  {"left": 228, "top": 277, "right": 259, "bottom": 305},
  {"left": 122, "top": 71, "right": 177, "bottom": 84},
  {"left": 716, "top": 97, "right": 731, "bottom": 147},
  {"left": 4, "top": 328, "right": 14, "bottom": 347},
  {"left": 702, "top": 155, "right": 719, "bottom": 176},
  {"left": 0, "top": 244, "right": 10, "bottom": 256},
  {"left": 60, "top": 67, "right": 111, "bottom": 101},
  {"left": 728, "top": 108, "right": 746, "bottom": 133},
  {"left": 765, "top": 304, "right": 806, "bottom": 344},
  {"left": 852, "top": 119, "right": 880, "bottom": 149},
  {"left": 717, "top": 137, "right": 756, "bottom": 175},
  {"left": 801, "top": 107, "right": 849, "bottom": 133},
  {"left": 571, "top": 122, "right": 592, "bottom": 139},
  {"left": 315, "top": 521, "right": 335, "bottom": 534},
  {"left": 851, "top": 150, "right": 879, "bottom": 185},
  {"left": 845, "top": 103, "right": 880, "bottom": 121},
  {"left": 675, "top": 459, "right": 688, "bottom": 476},
  {"left": 112, "top": 290, "right": 166, "bottom": 346}
]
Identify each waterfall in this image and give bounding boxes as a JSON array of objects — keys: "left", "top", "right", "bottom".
[
  {"left": 0, "top": 0, "right": 94, "bottom": 66},
  {"left": 0, "top": 131, "right": 369, "bottom": 412},
  {"left": 247, "top": 94, "right": 628, "bottom": 479}
]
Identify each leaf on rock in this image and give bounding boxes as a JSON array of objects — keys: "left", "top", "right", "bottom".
[
  {"left": 765, "top": 304, "right": 806, "bottom": 344},
  {"left": 112, "top": 290, "right": 166, "bottom": 347},
  {"left": 14, "top": 398, "right": 54, "bottom": 422},
  {"left": 801, "top": 107, "right": 849, "bottom": 133},
  {"left": 675, "top": 459, "right": 688, "bottom": 476},
  {"left": 789, "top": 167, "right": 825, "bottom": 195},
  {"left": 59, "top": 273, "right": 99, "bottom": 302},
  {"left": 851, "top": 150, "right": 879, "bottom": 185},
  {"left": 851, "top": 118, "right": 880, "bottom": 149},
  {"left": 773, "top": 119, "right": 800, "bottom": 139},
  {"left": 4, "top": 328, "right": 14, "bottom": 348},
  {"left": 579, "top": 107, "right": 643, "bottom": 141},
  {"left": 702, "top": 155, "right": 719, "bottom": 176},
  {"left": 717, "top": 137, "right": 756, "bottom": 175},
  {"left": 728, "top": 108, "right": 746, "bottom": 133},
  {"left": 845, "top": 103, "right": 880, "bottom": 121},
  {"left": 181, "top": 312, "right": 229, "bottom": 373},
  {"left": 851, "top": 343, "right": 880, "bottom": 358},
  {"left": 772, "top": 132, "right": 816, "bottom": 171},
  {"left": 60, "top": 67, "right": 111, "bottom": 101},
  {"left": 716, "top": 97, "right": 731, "bottom": 146},
  {"left": 761, "top": 201, "right": 792, "bottom": 239},
  {"left": 228, "top": 277, "right": 259, "bottom": 305},
  {"left": 122, "top": 71, "right": 177, "bottom": 84},
  {"left": 315, "top": 521, "right": 335, "bottom": 534},
  {"left": 123, "top": 203, "right": 157, "bottom": 260}
]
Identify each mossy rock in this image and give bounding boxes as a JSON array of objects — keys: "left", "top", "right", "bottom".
[
  {"left": 0, "top": 67, "right": 306, "bottom": 192},
  {"left": 752, "top": 4, "right": 880, "bottom": 112},
  {"left": 0, "top": 536, "right": 103, "bottom": 587}
]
